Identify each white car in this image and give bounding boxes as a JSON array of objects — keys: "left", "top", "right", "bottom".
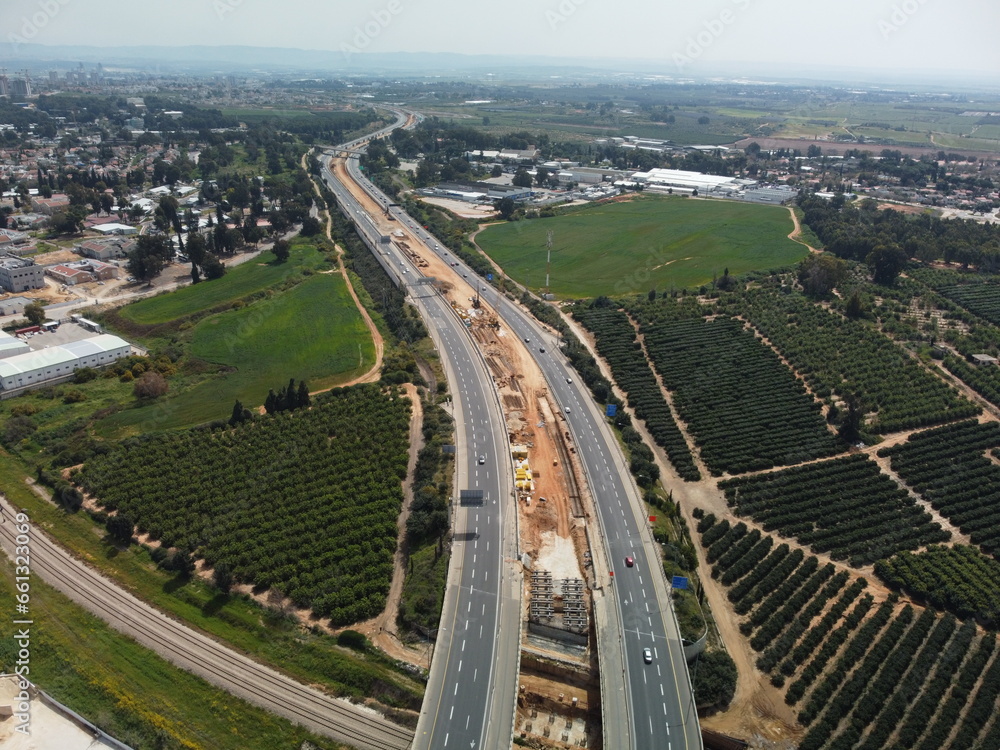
[{"left": 643, "top": 648, "right": 652, "bottom": 664}]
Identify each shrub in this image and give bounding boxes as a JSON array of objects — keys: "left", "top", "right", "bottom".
[
  {"left": 337, "top": 629, "right": 368, "bottom": 651},
  {"left": 133, "top": 370, "right": 169, "bottom": 399}
]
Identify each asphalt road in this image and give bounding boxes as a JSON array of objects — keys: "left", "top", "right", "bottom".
[
  {"left": 486, "top": 299, "right": 703, "bottom": 750},
  {"left": 0, "top": 495, "right": 413, "bottom": 750},
  {"left": 326, "top": 107, "right": 700, "bottom": 749},
  {"left": 320, "top": 143, "right": 521, "bottom": 750}
]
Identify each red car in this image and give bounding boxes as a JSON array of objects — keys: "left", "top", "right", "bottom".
[{"left": 625, "top": 556, "right": 634, "bottom": 568}]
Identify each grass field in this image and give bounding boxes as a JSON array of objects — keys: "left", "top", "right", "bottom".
[
  {"left": 104, "top": 272, "right": 375, "bottom": 433},
  {"left": 119, "top": 244, "right": 329, "bottom": 326},
  {"left": 476, "top": 195, "right": 806, "bottom": 298}
]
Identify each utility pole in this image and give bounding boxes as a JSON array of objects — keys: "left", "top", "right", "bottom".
[{"left": 545, "top": 230, "right": 553, "bottom": 297}]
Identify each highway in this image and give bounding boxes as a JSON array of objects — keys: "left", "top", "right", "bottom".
[
  {"left": 319, "top": 129, "right": 522, "bottom": 750},
  {"left": 0, "top": 494, "right": 413, "bottom": 750},
  {"left": 330, "top": 111, "right": 701, "bottom": 749}
]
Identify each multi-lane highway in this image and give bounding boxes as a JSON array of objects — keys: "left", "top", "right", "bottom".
[
  {"left": 328, "top": 111, "right": 701, "bottom": 749},
  {"left": 319, "top": 139, "right": 522, "bottom": 750}
]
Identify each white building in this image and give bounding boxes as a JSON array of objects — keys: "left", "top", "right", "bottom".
[
  {"left": 0, "top": 329, "right": 30, "bottom": 358},
  {"left": 0, "top": 255, "right": 45, "bottom": 293},
  {"left": 631, "top": 168, "right": 748, "bottom": 194},
  {"left": 92, "top": 223, "right": 139, "bottom": 236},
  {"left": 0, "top": 334, "right": 131, "bottom": 390}
]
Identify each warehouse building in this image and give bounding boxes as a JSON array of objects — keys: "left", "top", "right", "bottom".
[
  {"left": 0, "top": 330, "right": 30, "bottom": 359},
  {"left": 0, "top": 334, "right": 131, "bottom": 390},
  {"left": 631, "top": 168, "right": 753, "bottom": 194}
]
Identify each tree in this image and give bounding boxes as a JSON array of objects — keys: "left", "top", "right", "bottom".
[
  {"left": 186, "top": 231, "right": 207, "bottom": 266},
  {"left": 844, "top": 289, "right": 865, "bottom": 319},
  {"left": 229, "top": 400, "right": 253, "bottom": 426},
  {"left": 272, "top": 239, "right": 291, "bottom": 263},
  {"left": 48, "top": 205, "right": 88, "bottom": 234},
  {"left": 106, "top": 513, "right": 134, "bottom": 545},
  {"left": 490, "top": 165, "right": 503, "bottom": 178},
  {"left": 512, "top": 168, "right": 532, "bottom": 188},
  {"left": 493, "top": 196, "right": 516, "bottom": 220},
  {"left": 866, "top": 243, "right": 908, "bottom": 285},
  {"left": 797, "top": 253, "right": 847, "bottom": 297},
  {"left": 535, "top": 166, "right": 549, "bottom": 186},
  {"left": 297, "top": 380, "right": 311, "bottom": 409},
  {"left": 693, "top": 650, "right": 737, "bottom": 709},
  {"left": 648, "top": 289, "right": 657, "bottom": 302},
  {"left": 127, "top": 234, "right": 172, "bottom": 285},
  {"left": 201, "top": 252, "right": 226, "bottom": 280},
  {"left": 212, "top": 562, "right": 233, "bottom": 593},
  {"left": 23, "top": 301, "right": 46, "bottom": 326},
  {"left": 267, "top": 210, "right": 290, "bottom": 236},
  {"left": 190, "top": 263, "right": 201, "bottom": 284},
  {"left": 301, "top": 216, "right": 322, "bottom": 237},
  {"left": 838, "top": 398, "right": 863, "bottom": 444},
  {"left": 133, "top": 371, "right": 169, "bottom": 400}
]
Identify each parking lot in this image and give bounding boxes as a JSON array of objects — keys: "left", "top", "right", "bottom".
[{"left": 22, "top": 322, "right": 104, "bottom": 351}]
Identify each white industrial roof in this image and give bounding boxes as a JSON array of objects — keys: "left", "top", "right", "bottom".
[
  {"left": 0, "top": 335, "right": 129, "bottom": 378},
  {"left": 92, "top": 223, "right": 136, "bottom": 234},
  {"left": 0, "top": 334, "right": 28, "bottom": 351},
  {"left": 61, "top": 334, "right": 129, "bottom": 357},
  {"left": 0, "top": 347, "right": 77, "bottom": 377},
  {"left": 631, "top": 168, "right": 739, "bottom": 191}
]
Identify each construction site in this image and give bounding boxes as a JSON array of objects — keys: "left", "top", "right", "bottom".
[{"left": 331, "top": 150, "right": 615, "bottom": 748}]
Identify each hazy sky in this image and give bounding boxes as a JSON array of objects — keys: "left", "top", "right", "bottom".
[{"left": 2, "top": 0, "right": 998, "bottom": 80}]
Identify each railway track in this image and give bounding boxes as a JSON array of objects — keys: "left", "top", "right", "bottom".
[{"left": 0, "top": 496, "right": 413, "bottom": 750}]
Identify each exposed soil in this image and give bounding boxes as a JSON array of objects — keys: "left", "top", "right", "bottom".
[
  {"left": 785, "top": 206, "right": 820, "bottom": 253},
  {"left": 328, "top": 151, "right": 599, "bottom": 729},
  {"left": 303, "top": 151, "right": 384, "bottom": 390}
]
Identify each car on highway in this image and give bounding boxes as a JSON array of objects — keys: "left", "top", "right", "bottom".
[
  {"left": 643, "top": 648, "right": 653, "bottom": 664},
  {"left": 566, "top": 377, "right": 572, "bottom": 384},
  {"left": 524, "top": 337, "right": 530, "bottom": 343},
  {"left": 539, "top": 347, "right": 545, "bottom": 353},
  {"left": 625, "top": 556, "right": 634, "bottom": 567},
  {"left": 478, "top": 454, "right": 486, "bottom": 465},
  {"left": 564, "top": 406, "right": 571, "bottom": 414}
]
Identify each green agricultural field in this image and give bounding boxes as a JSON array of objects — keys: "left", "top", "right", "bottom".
[
  {"left": 119, "top": 243, "right": 328, "bottom": 326},
  {"left": 104, "top": 272, "right": 375, "bottom": 433},
  {"left": 476, "top": 195, "right": 806, "bottom": 298}
]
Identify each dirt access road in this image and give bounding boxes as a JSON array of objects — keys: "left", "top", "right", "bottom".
[{"left": 327, "top": 152, "right": 599, "bottom": 721}]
